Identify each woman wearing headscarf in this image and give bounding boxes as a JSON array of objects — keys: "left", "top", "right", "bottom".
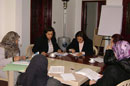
[
  {"left": 0, "top": 31, "right": 26, "bottom": 79},
  {"left": 17, "top": 54, "right": 61, "bottom": 86},
  {"left": 32, "top": 27, "right": 62, "bottom": 56},
  {"left": 89, "top": 34, "right": 130, "bottom": 86}
]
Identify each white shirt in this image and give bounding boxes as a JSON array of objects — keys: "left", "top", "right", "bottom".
[
  {"left": 48, "top": 40, "right": 54, "bottom": 53},
  {"left": 79, "top": 42, "right": 84, "bottom": 52}
]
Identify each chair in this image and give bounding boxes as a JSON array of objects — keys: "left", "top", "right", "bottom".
[
  {"left": 26, "top": 44, "right": 34, "bottom": 58},
  {"left": 116, "top": 79, "right": 130, "bottom": 86},
  {"left": 93, "top": 46, "right": 98, "bottom": 56}
]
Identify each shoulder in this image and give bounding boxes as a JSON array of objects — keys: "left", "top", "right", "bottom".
[
  {"left": 118, "top": 58, "right": 130, "bottom": 73},
  {"left": 85, "top": 38, "right": 92, "bottom": 43}
]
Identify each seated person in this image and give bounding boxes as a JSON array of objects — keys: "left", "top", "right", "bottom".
[
  {"left": 0, "top": 31, "right": 26, "bottom": 80},
  {"left": 16, "top": 54, "right": 62, "bottom": 86},
  {"left": 32, "top": 27, "right": 62, "bottom": 56},
  {"left": 89, "top": 34, "right": 130, "bottom": 86},
  {"left": 66, "top": 31, "right": 93, "bottom": 56}
]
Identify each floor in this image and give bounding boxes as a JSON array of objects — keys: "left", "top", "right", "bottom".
[{"left": 0, "top": 80, "right": 8, "bottom": 86}]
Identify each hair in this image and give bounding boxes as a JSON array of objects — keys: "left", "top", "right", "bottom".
[
  {"left": 42, "top": 26, "right": 56, "bottom": 39},
  {"left": 75, "top": 31, "right": 87, "bottom": 40},
  {"left": 0, "top": 31, "right": 20, "bottom": 58},
  {"left": 112, "top": 34, "right": 123, "bottom": 44}
]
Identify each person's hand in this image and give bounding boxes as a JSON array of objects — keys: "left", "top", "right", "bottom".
[
  {"left": 57, "top": 49, "right": 62, "bottom": 53},
  {"left": 14, "top": 56, "right": 20, "bottom": 61},
  {"left": 89, "top": 80, "right": 96, "bottom": 85},
  {"left": 106, "top": 45, "right": 112, "bottom": 50},
  {"left": 69, "top": 49, "right": 75, "bottom": 53},
  {"left": 76, "top": 52, "right": 83, "bottom": 56},
  {"left": 20, "top": 56, "right": 26, "bottom": 60},
  {"left": 41, "top": 52, "right": 47, "bottom": 56}
]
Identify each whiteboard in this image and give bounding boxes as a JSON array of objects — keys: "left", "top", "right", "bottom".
[{"left": 98, "top": 5, "right": 123, "bottom": 36}]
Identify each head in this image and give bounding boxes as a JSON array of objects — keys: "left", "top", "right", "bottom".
[
  {"left": 111, "top": 34, "right": 123, "bottom": 44},
  {"left": 0, "top": 31, "right": 20, "bottom": 58},
  {"left": 112, "top": 41, "right": 130, "bottom": 60},
  {"left": 1, "top": 31, "right": 20, "bottom": 46},
  {"left": 75, "top": 31, "right": 87, "bottom": 43},
  {"left": 43, "top": 27, "right": 55, "bottom": 40}
]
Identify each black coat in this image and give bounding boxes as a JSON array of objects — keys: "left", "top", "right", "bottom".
[
  {"left": 66, "top": 38, "right": 93, "bottom": 56},
  {"left": 92, "top": 50, "right": 130, "bottom": 86},
  {"left": 32, "top": 36, "right": 60, "bottom": 54}
]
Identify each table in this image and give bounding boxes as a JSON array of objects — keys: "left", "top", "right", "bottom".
[{"left": 3, "top": 55, "right": 103, "bottom": 86}]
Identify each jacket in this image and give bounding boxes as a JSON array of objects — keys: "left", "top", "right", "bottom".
[
  {"left": 32, "top": 36, "right": 60, "bottom": 54},
  {"left": 92, "top": 50, "right": 130, "bottom": 86},
  {"left": 66, "top": 38, "right": 93, "bottom": 56}
]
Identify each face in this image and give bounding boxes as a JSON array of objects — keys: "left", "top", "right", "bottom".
[
  {"left": 46, "top": 31, "right": 53, "bottom": 40},
  {"left": 15, "top": 38, "right": 19, "bottom": 45},
  {"left": 77, "top": 36, "right": 84, "bottom": 43}
]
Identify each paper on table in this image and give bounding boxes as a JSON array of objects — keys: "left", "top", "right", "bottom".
[
  {"left": 48, "top": 66, "right": 64, "bottom": 74},
  {"left": 93, "top": 57, "right": 103, "bottom": 63},
  {"left": 75, "top": 68, "right": 100, "bottom": 81},
  {"left": 12, "top": 61, "right": 30, "bottom": 65},
  {"left": 54, "top": 52, "right": 68, "bottom": 56},
  {"left": 60, "top": 73, "right": 76, "bottom": 81}
]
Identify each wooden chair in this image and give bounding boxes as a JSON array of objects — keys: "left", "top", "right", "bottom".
[
  {"left": 116, "top": 79, "right": 130, "bottom": 86},
  {"left": 93, "top": 46, "right": 98, "bottom": 56},
  {"left": 26, "top": 44, "right": 34, "bottom": 58}
]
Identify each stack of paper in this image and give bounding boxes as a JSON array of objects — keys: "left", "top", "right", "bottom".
[
  {"left": 60, "top": 73, "right": 76, "bottom": 81},
  {"left": 48, "top": 66, "right": 64, "bottom": 73},
  {"left": 75, "top": 68, "right": 100, "bottom": 81}
]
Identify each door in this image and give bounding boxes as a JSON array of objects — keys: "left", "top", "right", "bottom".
[
  {"left": 31, "top": 0, "right": 52, "bottom": 43},
  {"left": 81, "top": 1, "right": 105, "bottom": 40},
  {"left": 122, "top": 0, "right": 130, "bottom": 43}
]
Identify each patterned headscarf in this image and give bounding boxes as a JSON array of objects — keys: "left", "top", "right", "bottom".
[{"left": 112, "top": 41, "right": 130, "bottom": 60}]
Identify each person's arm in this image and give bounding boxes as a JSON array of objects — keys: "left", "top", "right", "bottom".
[
  {"left": 89, "top": 65, "right": 117, "bottom": 86},
  {"left": 32, "top": 37, "right": 44, "bottom": 54},
  {"left": 52, "top": 37, "right": 61, "bottom": 52},
  {"left": 66, "top": 39, "right": 76, "bottom": 52},
  {"left": 104, "top": 50, "right": 117, "bottom": 65},
  {"left": 85, "top": 39, "right": 94, "bottom": 56},
  {"left": 0, "top": 48, "right": 12, "bottom": 66}
]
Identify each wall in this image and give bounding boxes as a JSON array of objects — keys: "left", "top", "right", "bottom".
[
  {"left": 52, "top": 0, "right": 76, "bottom": 40},
  {"left": 0, "top": 0, "right": 30, "bottom": 55}
]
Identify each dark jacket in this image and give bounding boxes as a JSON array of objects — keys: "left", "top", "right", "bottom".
[
  {"left": 92, "top": 50, "right": 130, "bottom": 86},
  {"left": 32, "top": 36, "right": 60, "bottom": 54},
  {"left": 66, "top": 38, "right": 93, "bottom": 56},
  {"left": 17, "top": 55, "right": 49, "bottom": 86}
]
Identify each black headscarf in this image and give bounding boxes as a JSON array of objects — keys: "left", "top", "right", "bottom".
[{"left": 23, "top": 54, "right": 49, "bottom": 86}]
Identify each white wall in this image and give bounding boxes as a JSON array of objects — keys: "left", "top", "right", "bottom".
[
  {"left": 52, "top": 0, "right": 76, "bottom": 40},
  {"left": 106, "top": 0, "right": 122, "bottom": 6},
  {"left": 0, "top": 0, "right": 30, "bottom": 55}
]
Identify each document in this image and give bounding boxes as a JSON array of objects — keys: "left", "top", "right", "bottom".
[
  {"left": 12, "top": 61, "right": 30, "bottom": 65},
  {"left": 60, "top": 73, "right": 76, "bottom": 81},
  {"left": 48, "top": 66, "right": 64, "bottom": 74},
  {"left": 75, "top": 68, "right": 100, "bottom": 81},
  {"left": 54, "top": 52, "right": 68, "bottom": 56},
  {"left": 92, "top": 57, "right": 103, "bottom": 63}
]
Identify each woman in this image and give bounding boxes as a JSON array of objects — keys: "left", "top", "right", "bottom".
[
  {"left": 67, "top": 31, "right": 93, "bottom": 56},
  {"left": 0, "top": 31, "right": 25, "bottom": 79},
  {"left": 89, "top": 34, "right": 130, "bottom": 86},
  {"left": 16, "top": 54, "right": 62, "bottom": 86},
  {"left": 32, "top": 27, "right": 61, "bottom": 56}
]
